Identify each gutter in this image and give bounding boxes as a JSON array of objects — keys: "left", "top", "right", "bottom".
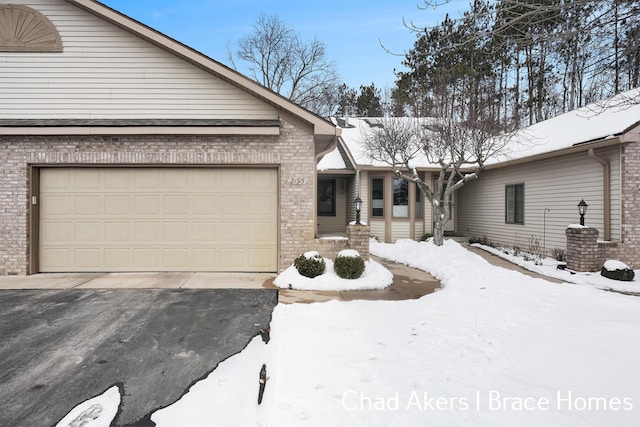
[{"left": 588, "top": 148, "right": 611, "bottom": 241}]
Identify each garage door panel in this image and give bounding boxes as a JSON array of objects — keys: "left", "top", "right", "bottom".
[
  {"left": 192, "top": 196, "right": 218, "bottom": 215},
  {"left": 134, "top": 248, "right": 160, "bottom": 268},
  {"left": 40, "top": 168, "right": 277, "bottom": 272},
  {"left": 75, "top": 248, "right": 102, "bottom": 268},
  {"left": 41, "top": 222, "right": 72, "bottom": 243},
  {"left": 75, "top": 196, "right": 101, "bottom": 215},
  {"left": 75, "top": 170, "right": 102, "bottom": 190},
  {"left": 219, "top": 222, "right": 246, "bottom": 241},
  {"left": 134, "top": 170, "right": 161, "bottom": 189},
  {"left": 105, "top": 249, "right": 130, "bottom": 268},
  {"left": 192, "top": 222, "right": 218, "bottom": 241},
  {"left": 134, "top": 196, "right": 161, "bottom": 215},
  {"left": 163, "top": 249, "right": 190, "bottom": 269},
  {"left": 249, "top": 222, "right": 275, "bottom": 241},
  {"left": 248, "top": 248, "right": 276, "bottom": 270},
  {"left": 104, "top": 172, "right": 129, "bottom": 189},
  {"left": 43, "top": 195, "right": 72, "bottom": 215},
  {"left": 163, "top": 222, "right": 189, "bottom": 241},
  {"left": 75, "top": 222, "right": 102, "bottom": 242},
  {"left": 104, "top": 222, "right": 130, "bottom": 242},
  {"left": 105, "top": 196, "right": 131, "bottom": 215},
  {"left": 164, "top": 196, "right": 190, "bottom": 215},
  {"left": 134, "top": 222, "right": 161, "bottom": 242}
]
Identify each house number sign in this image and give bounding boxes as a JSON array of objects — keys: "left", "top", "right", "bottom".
[{"left": 287, "top": 177, "right": 308, "bottom": 185}]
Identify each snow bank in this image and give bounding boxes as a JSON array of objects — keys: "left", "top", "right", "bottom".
[{"left": 56, "top": 386, "right": 120, "bottom": 427}]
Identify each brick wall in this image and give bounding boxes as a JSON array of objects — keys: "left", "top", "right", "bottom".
[
  {"left": 0, "top": 119, "right": 316, "bottom": 274},
  {"left": 618, "top": 141, "right": 640, "bottom": 268},
  {"left": 565, "top": 227, "right": 600, "bottom": 272},
  {"left": 347, "top": 224, "right": 370, "bottom": 259},
  {"left": 313, "top": 237, "right": 350, "bottom": 261}
]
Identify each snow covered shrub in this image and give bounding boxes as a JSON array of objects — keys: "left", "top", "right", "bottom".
[
  {"left": 601, "top": 260, "right": 635, "bottom": 282},
  {"left": 334, "top": 250, "right": 365, "bottom": 279},
  {"left": 294, "top": 251, "right": 326, "bottom": 278}
]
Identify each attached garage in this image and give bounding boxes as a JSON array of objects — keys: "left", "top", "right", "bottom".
[
  {"left": 0, "top": 0, "right": 339, "bottom": 276},
  {"left": 38, "top": 168, "right": 278, "bottom": 272}
]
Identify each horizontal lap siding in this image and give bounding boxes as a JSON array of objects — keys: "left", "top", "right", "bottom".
[
  {"left": 1, "top": 0, "right": 277, "bottom": 120},
  {"left": 457, "top": 146, "right": 621, "bottom": 252}
]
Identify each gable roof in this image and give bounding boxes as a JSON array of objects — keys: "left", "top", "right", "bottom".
[
  {"left": 320, "top": 88, "right": 640, "bottom": 171},
  {"left": 62, "top": 0, "right": 338, "bottom": 145}
]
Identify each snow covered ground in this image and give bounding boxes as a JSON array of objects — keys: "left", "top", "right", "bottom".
[
  {"left": 59, "top": 239, "right": 640, "bottom": 426},
  {"left": 273, "top": 254, "right": 393, "bottom": 291},
  {"left": 474, "top": 243, "right": 640, "bottom": 294}
]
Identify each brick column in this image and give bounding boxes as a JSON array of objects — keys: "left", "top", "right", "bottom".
[
  {"left": 565, "top": 227, "right": 599, "bottom": 272},
  {"left": 347, "top": 224, "right": 370, "bottom": 259}
]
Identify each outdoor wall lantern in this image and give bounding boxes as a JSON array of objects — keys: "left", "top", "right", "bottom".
[
  {"left": 578, "top": 199, "right": 588, "bottom": 226},
  {"left": 354, "top": 196, "right": 363, "bottom": 225}
]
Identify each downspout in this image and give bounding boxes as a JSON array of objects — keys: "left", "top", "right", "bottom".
[{"left": 588, "top": 148, "right": 611, "bottom": 241}]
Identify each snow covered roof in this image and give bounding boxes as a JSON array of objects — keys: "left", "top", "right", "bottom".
[
  {"left": 319, "top": 117, "right": 438, "bottom": 170},
  {"left": 317, "top": 88, "right": 640, "bottom": 171},
  {"left": 493, "top": 88, "right": 640, "bottom": 164}
]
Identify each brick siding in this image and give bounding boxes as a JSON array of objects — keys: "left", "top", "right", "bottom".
[
  {"left": 599, "top": 141, "right": 640, "bottom": 268},
  {"left": 0, "top": 119, "right": 316, "bottom": 274}
]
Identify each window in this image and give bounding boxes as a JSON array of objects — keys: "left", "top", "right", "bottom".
[
  {"left": 371, "top": 178, "right": 384, "bottom": 217},
  {"left": 505, "top": 184, "right": 524, "bottom": 224},
  {"left": 317, "top": 179, "right": 336, "bottom": 216},
  {"left": 415, "top": 185, "right": 423, "bottom": 218},
  {"left": 393, "top": 177, "right": 409, "bottom": 218}
]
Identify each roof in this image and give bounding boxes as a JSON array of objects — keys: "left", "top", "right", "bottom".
[
  {"left": 62, "top": 0, "right": 338, "bottom": 144},
  {"left": 493, "top": 87, "right": 640, "bottom": 164},
  {"left": 318, "top": 88, "right": 640, "bottom": 171}
]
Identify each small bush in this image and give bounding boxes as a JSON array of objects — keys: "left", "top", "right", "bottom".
[
  {"left": 468, "top": 235, "right": 496, "bottom": 248},
  {"left": 551, "top": 247, "right": 566, "bottom": 262},
  {"left": 334, "top": 251, "right": 365, "bottom": 279},
  {"left": 601, "top": 261, "right": 635, "bottom": 282},
  {"left": 294, "top": 251, "right": 326, "bottom": 278}
]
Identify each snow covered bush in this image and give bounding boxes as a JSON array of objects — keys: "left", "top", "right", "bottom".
[
  {"left": 601, "top": 260, "right": 635, "bottom": 282},
  {"left": 293, "top": 251, "right": 326, "bottom": 278},
  {"left": 333, "top": 249, "right": 365, "bottom": 279}
]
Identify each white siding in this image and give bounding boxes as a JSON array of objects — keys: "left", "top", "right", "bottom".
[
  {"left": 0, "top": 0, "right": 277, "bottom": 120},
  {"left": 370, "top": 220, "right": 385, "bottom": 242},
  {"left": 457, "top": 147, "right": 621, "bottom": 252},
  {"left": 391, "top": 221, "right": 411, "bottom": 242}
]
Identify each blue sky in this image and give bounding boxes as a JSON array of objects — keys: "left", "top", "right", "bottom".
[{"left": 100, "top": 0, "right": 468, "bottom": 91}]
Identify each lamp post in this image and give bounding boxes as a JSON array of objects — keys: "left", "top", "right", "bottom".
[
  {"left": 578, "top": 199, "right": 588, "bottom": 226},
  {"left": 354, "top": 196, "right": 363, "bottom": 225}
]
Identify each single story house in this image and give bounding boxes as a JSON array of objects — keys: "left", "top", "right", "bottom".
[
  {"left": 318, "top": 92, "right": 640, "bottom": 267},
  {"left": 0, "top": 0, "right": 340, "bottom": 275}
]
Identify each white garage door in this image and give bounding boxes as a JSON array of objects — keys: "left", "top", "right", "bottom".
[{"left": 39, "top": 168, "right": 278, "bottom": 272}]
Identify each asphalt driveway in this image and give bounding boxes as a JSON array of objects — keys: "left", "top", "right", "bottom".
[{"left": 0, "top": 288, "right": 278, "bottom": 426}]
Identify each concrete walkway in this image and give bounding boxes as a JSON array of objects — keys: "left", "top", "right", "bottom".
[
  {"left": 272, "top": 257, "right": 441, "bottom": 304},
  {"left": 0, "top": 243, "right": 565, "bottom": 303},
  {"left": 0, "top": 271, "right": 276, "bottom": 290},
  {"left": 465, "top": 244, "right": 565, "bottom": 283}
]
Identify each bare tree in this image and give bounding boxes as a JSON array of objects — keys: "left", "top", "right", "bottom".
[
  {"left": 362, "top": 118, "right": 511, "bottom": 245},
  {"left": 228, "top": 14, "right": 340, "bottom": 116}
]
